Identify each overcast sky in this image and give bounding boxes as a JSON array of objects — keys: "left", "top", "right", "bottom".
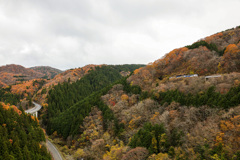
[{"left": 0, "top": 0, "right": 239, "bottom": 70}]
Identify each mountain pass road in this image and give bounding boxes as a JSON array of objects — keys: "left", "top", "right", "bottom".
[
  {"left": 46, "top": 140, "right": 63, "bottom": 160},
  {"left": 25, "top": 102, "right": 63, "bottom": 160},
  {"left": 25, "top": 101, "right": 42, "bottom": 114}
]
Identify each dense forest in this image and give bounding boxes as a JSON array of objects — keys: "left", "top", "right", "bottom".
[
  {"left": 0, "top": 104, "right": 51, "bottom": 160},
  {"left": 153, "top": 85, "right": 240, "bottom": 109},
  {"left": 185, "top": 40, "right": 225, "bottom": 56},
  {"left": 46, "top": 76, "right": 146, "bottom": 139},
  {"left": 46, "top": 65, "right": 144, "bottom": 118},
  {"left": 0, "top": 87, "right": 20, "bottom": 105},
  {"left": 129, "top": 123, "right": 183, "bottom": 155},
  {"left": 0, "top": 80, "right": 51, "bottom": 159},
  {"left": 45, "top": 65, "right": 145, "bottom": 138}
]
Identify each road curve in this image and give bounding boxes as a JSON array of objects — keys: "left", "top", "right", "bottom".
[
  {"left": 24, "top": 102, "right": 63, "bottom": 160},
  {"left": 25, "top": 101, "right": 42, "bottom": 114},
  {"left": 46, "top": 140, "right": 63, "bottom": 160}
]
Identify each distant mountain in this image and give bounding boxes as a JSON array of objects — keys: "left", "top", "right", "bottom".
[
  {"left": 0, "top": 64, "right": 44, "bottom": 77},
  {"left": 30, "top": 66, "right": 63, "bottom": 79},
  {"left": 0, "top": 64, "right": 44, "bottom": 86}
]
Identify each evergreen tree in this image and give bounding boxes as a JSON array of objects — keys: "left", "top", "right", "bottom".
[
  {"left": 23, "top": 145, "right": 31, "bottom": 160},
  {"left": 0, "top": 104, "right": 51, "bottom": 159}
]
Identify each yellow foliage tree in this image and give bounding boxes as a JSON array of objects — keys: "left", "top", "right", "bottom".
[
  {"left": 155, "top": 153, "right": 170, "bottom": 160},
  {"left": 103, "top": 144, "right": 126, "bottom": 160},
  {"left": 74, "top": 148, "right": 85, "bottom": 159},
  {"left": 152, "top": 136, "right": 158, "bottom": 153},
  {"left": 219, "top": 115, "right": 240, "bottom": 150},
  {"left": 121, "top": 94, "right": 129, "bottom": 101}
]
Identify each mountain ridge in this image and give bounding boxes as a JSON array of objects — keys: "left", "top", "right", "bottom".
[
  {"left": 41, "top": 26, "right": 240, "bottom": 159},
  {"left": 0, "top": 64, "right": 44, "bottom": 86},
  {"left": 128, "top": 26, "right": 240, "bottom": 91},
  {"left": 30, "top": 66, "right": 63, "bottom": 79},
  {"left": 0, "top": 64, "right": 63, "bottom": 87}
]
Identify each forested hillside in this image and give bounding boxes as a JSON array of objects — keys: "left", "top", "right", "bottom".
[
  {"left": 1, "top": 26, "right": 239, "bottom": 160},
  {"left": 44, "top": 65, "right": 144, "bottom": 137},
  {"left": 0, "top": 103, "right": 51, "bottom": 160},
  {"left": 128, "top": 26, "right": 240, "bottom": 91},
  {"left": 41, "top": 27, "right": 240, "bottom": 160},
  {"left": 0, "top": 83, "right": 51, "bottom": 159},
  {"left": 34, "top": 64, "right": 144, "bottom": 104},
  {"left": 0, "top": 87, "right": 20, "bottom": 105},
  {"left": 30, "top": 66, "right": 63, "bottom": 79},
  {"left": 45, "top": 76, "right": 240, "bottom": 159}
]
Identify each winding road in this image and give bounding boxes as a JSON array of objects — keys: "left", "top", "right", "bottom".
[
  {"left": 46, "top": 140, "right": 63, "bottom": 160},
  {"left": 25, "top": 101, "right": 42, "bottom": 114},
  {"left": 25, "top": 102, "right": 63, "bottom": 160}
]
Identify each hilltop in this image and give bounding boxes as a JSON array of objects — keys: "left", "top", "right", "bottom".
[
  {"left": 128, "top": 26, "right": 240, "bottom": 91},
  {"left": 0, "top": 64, "right": 63, "bottom": 87},
  {"left": 30, "top": 66, "right": 63, "bottom": 79},
  {"left": 34, "top": 64, "right": 144, "bottom": 104},
  {"left": 0, "top": 64, "right": 44, "bottom": 86},
  {"left": 44, "top": 64, "right": 102, "bottom": 87}
]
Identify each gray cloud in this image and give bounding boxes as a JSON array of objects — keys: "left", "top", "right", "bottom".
[{"left": 0, "top": 0, "right": 239, "bottom": 70}]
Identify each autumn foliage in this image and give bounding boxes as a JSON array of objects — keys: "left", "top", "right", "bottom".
[
  {"left": 0, "top": 64, "right": 45, "bottom": 85},
  {"left": 44, "top": 64, "right": 102, "bottom": 88},
  {"left": 0, "top": 102, "right": 50, "bottom": 159},
  {"left": 4, "top": 26, "right": 238, "bottom": 160},
  {"left": 128, "top": 27, "right": 240, "bottom": 91},
  {"left": 11, "top": 79, "right": 46, "bottom": 97},
  {"left": 1, "top": 102, "right": 22, "bottom": 115}
]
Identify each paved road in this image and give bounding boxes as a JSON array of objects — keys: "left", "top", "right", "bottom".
[
  {"left": 25, "top": 101, "right": 42, "bottom": 114},
  {"left": 46, "top": 140, "right": 63, "bottom": 160},
  {"left": 24, "top": 103, "right": 63, "bottom": 160}
]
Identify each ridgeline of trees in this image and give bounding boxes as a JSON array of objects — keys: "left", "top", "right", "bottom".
[
  {"left": 0, "top": 104, "right": 51, "bottom": 160},
  {"left": 46, "top": 65, "right": 144, "bottom": 119},
  {"left": 186, "top": 40, "right": 225, "bottom": 56},
  {"left": 152, "top": 85, "right": 240, "bottom": 109},
  {"left": 45, "top": 65, "right": 144, "bottom": 138}
]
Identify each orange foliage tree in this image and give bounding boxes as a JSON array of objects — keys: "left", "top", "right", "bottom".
[{"left": 219, "top": 115, "right": 240, "bottom": 151}]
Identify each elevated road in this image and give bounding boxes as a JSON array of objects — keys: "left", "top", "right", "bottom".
[
  {"left": 25, "top": 101, "right": 42, "bottom": 114},
  {"left": 25, "top": 102, "right": 63, "bottom": 160}
]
